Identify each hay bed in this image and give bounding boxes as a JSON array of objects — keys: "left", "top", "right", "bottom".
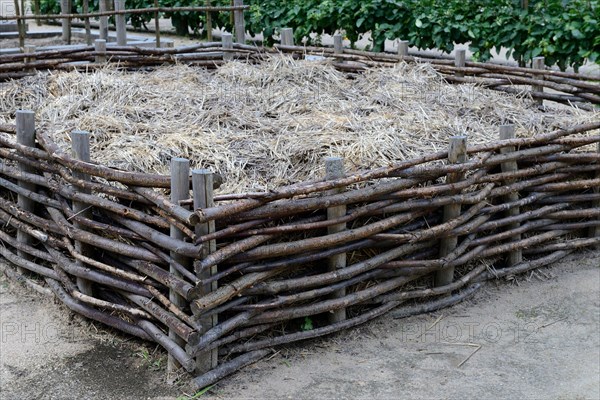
[{"left": 1, "top": 56, "right": 596, "bottom": 194}]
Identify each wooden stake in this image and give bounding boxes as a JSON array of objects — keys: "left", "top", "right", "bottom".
[
  {"left": 169, "top": 158, "right": 191, "bottom": 372},
  {"left": 13, "top": 0, "right": 25, "bottom": 49},
  {"left": 233, "top": 0, "right": 245, "bottom": 44},
  {"left": 15, "top": 110, "right": 36, "bottom": 276},
  {"left": 333, "top": 34, "right": 343, "bottom": 55},
  {"left": 222, "top": 32, "right": 233, "bottom": 61},
  {"left": 154, "top": 0, "right": 161, "bottom": 48},
  {"left": 94, "top": 39, "right": 107, "bottom": 63},
  {"left": 205, "top": 0, "right": 213, "bottom": 41},
  {"left": 532, "top": 56, "right": 545, "bottom": 106},
  {"left": 455, "top": 48, "right": 466, "bottom": 78},
  {"left": 71, "top": 131, "right": 94, "bottom": 296},
  {"left": 435, "top": 136, "right": 467, "bottom": 287},
  {"left": 24, "top": 45, "right": 35, "bottom": 72},
  {"left": 34, "top": 0, "right": 42, "bottom": 26},
  {"left": 192, "top": 169, "right": 219, "bottom": 373},
  {"left": 590, "top": 142, "right": 600, "bottom": 248},
  {"left": 114, "top": 0, "right": 127, "bottom": 46},
  {"left": 60, "top": 0, "right": 71, "bottom": 44},
  {"left": 398, "top": 40, "right": 409, "bottom": 58},
  {"left": 99, "top": 0, "right": 109, "bottom": 41},
  {"left": 280, "top": 28, "right": 294, "bottom": 46},
  {"left": 325, "top": 157, "right": 347, "bottom": 323},
  {"left": 499, "top": 125, "right": 522, "bottom": 266},
  {"left": 83, "top": 0, "right": 92, "bottom": 45}
]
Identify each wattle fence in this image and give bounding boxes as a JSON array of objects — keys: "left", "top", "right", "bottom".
[{"left": 1, "top": 37, "right": 599, "bottom": 389}]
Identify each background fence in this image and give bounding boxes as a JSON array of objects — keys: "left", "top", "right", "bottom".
[{"left": 1, "top": 32, "right": 599, "bottom": 388}]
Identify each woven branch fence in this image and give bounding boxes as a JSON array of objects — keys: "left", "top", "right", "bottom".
[{"left": 1, "top": 36, "right": 599, "bottom": 388}]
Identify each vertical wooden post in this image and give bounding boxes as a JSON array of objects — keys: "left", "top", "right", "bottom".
[
  {"left": 34, "top": 0, "right": 42, "bottom": 26},
  {"left": 94, "top": 39, "right": 107, "bottom": 63},
  {"left": 325, "top": 157, "right": 347, "bottom": 323},
  {"left": 233, "top": 0, "right": 245, "bottom": 44},
  {"left": 590, "top": 142, "right": 600, "bottom": 248},
  {"left": 154, "top": 0, "right": 161, "bottom": 48},
  {"left": 192, "top": 169, "right": 218, "bottom": 373},
  {"left": 169, "top": 158, "right": 191, "bottom": 372},
  {"left": 13, "top": 0, "right": 25, "bottom": 49},
  {"left": 455, "top": 48, "right": 466, "bottom": 78},
  {"left": 333, "top": 34, "right": 343, "bottom": 55},
  {"left": 24, "top": 45, "right": 36, "bottom": 72},
  {"left": 114, "top": 0, "right": 127, "bottom": 46},
  {"left": 99, "top": 0, "right": 109, "bottom": 41},
  {"left": 70, "top": 131, "right": 94, "bottom": 296},
  {"left": 397, "top": 40, "right": 409, "bottom": 58},
  {"left": 60, "top": 0, "right": 71, "bottom": 44},
  {"left": 499, "top": 125, "right": 522, "bottom": 266},
  {"left": 15, "top": 110, "right": 36, "bottom": 276},
  {"left": 435, "top": 136, "right": 467, "bottom": 287},
  {"left": 83, "top": 0, "right": 92, "bottom": 45},
  {"left": 532, "top": 56, "right": 545, "bottom": 106},
  {"left": 222, "top": 32, "right": 233, "bottom": 61},
  {"left": 205, "top": 0, "right": 213, "bottom": 41},
  {"left": 280, "top": 28, "right": 294, "bottom": 46}
]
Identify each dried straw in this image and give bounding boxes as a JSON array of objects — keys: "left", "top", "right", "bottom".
[{"left": 0, "top": 56, "right": 597, "bottom": 194}]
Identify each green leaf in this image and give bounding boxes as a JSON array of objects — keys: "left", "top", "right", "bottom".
[{"left": 415, "top": 19, "right": 423, "bottom": 28}]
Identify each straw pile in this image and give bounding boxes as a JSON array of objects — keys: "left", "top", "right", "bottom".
[{"left": 0, "top": 56, "right": 597, "bottom": 194}]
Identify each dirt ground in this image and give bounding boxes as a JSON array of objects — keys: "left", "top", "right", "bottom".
[{"left": 1, "top": 250, "right": 599, "bottom": 400}]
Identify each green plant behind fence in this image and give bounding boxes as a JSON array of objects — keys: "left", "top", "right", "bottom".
[{"left": 38, "top": 0, "right": 599, "bottom": 70}]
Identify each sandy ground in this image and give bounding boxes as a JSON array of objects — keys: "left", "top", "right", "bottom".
[{"left": 1, "top": 250, "right": 599, "bottom": 400}]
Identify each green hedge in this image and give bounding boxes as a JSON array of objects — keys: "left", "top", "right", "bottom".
[{"left": 40, "top": 0, "right": 599, "bottom": 71}]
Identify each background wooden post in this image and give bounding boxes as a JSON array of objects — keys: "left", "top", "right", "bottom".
[
  {"left": 204, "top": 0, "right": 213, "bottom": 41},
  {"left": 34, "top": 0, "right": 42, "bottom": 26},
  {"left": 499, "top": 125, "right": 523, "bottom": 266},
  {"left": 114, "top": 0, "right": 127, "bottom": 46},
  {"left": 83, "top": 0, "right": 92, "bottom": 45},
  {"left": 233, "top": 0, "right": 245, "bottom": 44},
  {"left": 398, "top": 40, "right": 409, "bottom": 58},
  {"left": 325, "top": 157, "right": 347, "bottom": 323},
  {"left": 24, "top": 45, "right": 35, "bottom": 72},
  {"left": 154, "top": 0, "right": 161, "bottom": 48},
  {"left": 435, "top": 136, "right": 467, "bottom": 287},
  {"left": 94, "top": 39, "right": 107, "bottom": 63},
  {"left": 532, "top": 56, "right": 545, "bottom": 106},
  {"left": 99, "top": 0, "right": 109, "bottom": 41},
  {"left": 590, "top": 142, "right": 600, "bottom": 248},
  {"left": 169, "top": 158, "right": 191, "bottom": 372},
  {"left": 455, "top": 48, "right": 466, "bottom": 78},
  {"left": 15, "top": 110, "right": 36, "bottom": 276},
  {"left": 333, "top": 34, "right": 343, "bottom": 55},
  {"left": 192, "top": 169, "right": 218, "bottom": 373},
  {"left": 280, "top": 28, "right": 294, "bottom": 46},
  {"left": 222, "top": 32, "right": 233, "bottom": 61},
  {"left": 71, "top": 131, "right": 94, "bottom": 296},
  {"left": 60, "top": 0, "right": 71, "bottom": 44},
  {"left": 13, "top": 0, "right": 25, "bottom": 49}
]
